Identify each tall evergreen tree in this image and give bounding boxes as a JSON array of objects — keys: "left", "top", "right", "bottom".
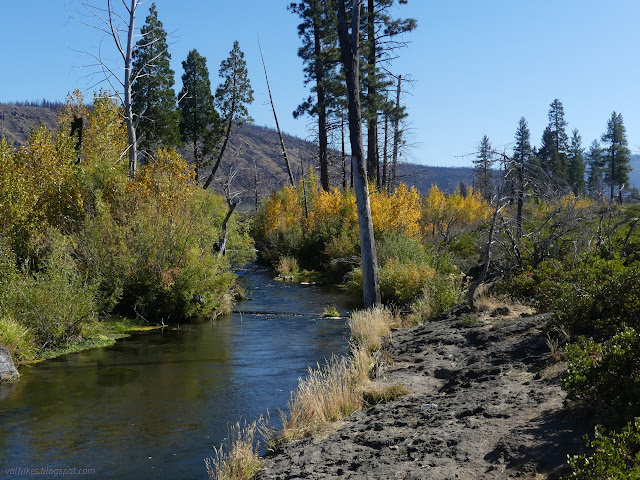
[
  {"left": 541, "top": 99, "right": 570, "bottom": 184},
  {"left": 512, "top": 117, "right": 532, "bottom": 238},
  {"left": 601, "top": 111, "right": 631, "bottom": 203},
  {"left": 586, "top": 139, "right": 605, "bottom": 199},
  {"left": 289, "top": 0, "right": 340, "bottom": 191},
  {"left": 474, "top": 135, "right": 495, "bottom": 199},
  {"left": 203, "top": 41, "right": 254, "bottom": 190},
  {"left": 131, "top": 3, "right": 181, "bottom": 155},
  {"left": 178, "top": 49, "right": 221, "bottom": 182},
  {"left": 567, "top": 129, "right": 585, "bottom": 196},
  {"left": 362, "top": 0, "right": 416, "bottom": 185}
]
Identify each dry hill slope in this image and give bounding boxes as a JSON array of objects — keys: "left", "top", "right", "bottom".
[{"left": 0, "top": 104, "right": 473, "bottom": 199}]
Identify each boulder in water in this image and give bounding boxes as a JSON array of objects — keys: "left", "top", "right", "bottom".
[{"left": 0, "top": 346, "right": 19, "bottom": 382}]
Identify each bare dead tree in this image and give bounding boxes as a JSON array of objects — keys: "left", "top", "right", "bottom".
[
  {"left": 71, "top": 0, "right": 147, "bottom": 177},
  {"left": 253, "top": 159, "right": 260, "bottom": 211},
  {"left": 467, "top": 190, "right": 509, "bottom": 309},
  {"left": 390, "top": 74, "right": 402, "bottom": 190},
  {"left": 258, "top": 39, "right": 296, "bottom": 187},
  {"left": 218, "top": 160, "right": 244, "bottom": 259},
  {"left": 336, "top": 0, "right": 381, "bottom": 308}
]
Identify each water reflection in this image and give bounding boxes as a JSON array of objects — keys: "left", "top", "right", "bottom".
[{"left": 0, "top": 264, "right": 358, "bottom": 479}]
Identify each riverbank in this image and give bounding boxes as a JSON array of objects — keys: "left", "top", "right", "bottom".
[
  {"left": 255, "top": 304, "right": 592, "bottom": 479},
  {"left": 5, "top": 317, "right": 164, "bottom": 371}
]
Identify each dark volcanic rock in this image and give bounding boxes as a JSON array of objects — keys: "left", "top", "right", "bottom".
[{"left": 255, "top": 308, "right": 590, "bottom": 480}]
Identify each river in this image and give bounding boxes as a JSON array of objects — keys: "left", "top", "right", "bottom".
[{"left": 0, "top": 263, "right": 359, "bottom": 479}]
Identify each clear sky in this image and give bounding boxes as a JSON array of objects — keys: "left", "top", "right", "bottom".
[{"left": 2, "top": 1, "right": 640, "bottom": 167}]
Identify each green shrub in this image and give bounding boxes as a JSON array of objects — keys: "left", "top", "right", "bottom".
[
  {"left": 565, "top": 328, "right": 640, "bottom": 423},
  {"left": 379, "top": 259, "right": 437, "bottom": 305},
  {"left": 564, "top": 418, "right": 640, "bottom": 479},
  {"left": 11, "top": 230, "right": 97, "bottom": 350},
  {"left": 498, "top": 259, "right": 565, "bottom": 311},
  {"left": 376, "top": 233, "right": 430, "bottom": 265},
  {"left": 554, "top": 259, "right": 640, "bottom": 338},
  {"left": 0, "top": 316, "right": 36, "bottom": 362}
]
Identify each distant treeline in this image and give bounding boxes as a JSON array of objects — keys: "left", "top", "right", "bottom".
[{"left": 1, "top": 99, "right": 66, "bottom": 111}]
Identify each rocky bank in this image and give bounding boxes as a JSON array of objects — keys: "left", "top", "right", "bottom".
[{"left": 255, "top": 305, "right": 593, "bottom": 480}]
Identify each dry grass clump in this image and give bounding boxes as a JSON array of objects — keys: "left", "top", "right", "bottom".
[
  {"left": 474, "top": 285, "right": 535, "bottom": 318},
  {"left": 206, "top": 420, "right": 262, "bottom": 480},
  {"left": 348, "top": 306, "right": 395, "bottom": 352},
  {"left": 276, "top": 307, "right": 403, "bottom": 444},
  {"left": 363, "top": 382, "right": 410, "bottom": 406},
  {"left": 349, "top": 342, "right": 374, "bottom": 386},
  {"left": 278, "top": 355, "right": 362, "bottom": 443}
]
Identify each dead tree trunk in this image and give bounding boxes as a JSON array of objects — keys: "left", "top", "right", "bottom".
[
  {"left": 311, "top": 0, "right": 330, "bottom": 191},
  {"left": 366, "top": 0, "right": 378, "bottom": 185},
  {"left": 382, "top": 105, "right": 389, "bottom": 191},
  {"left": 467, "top": 196, "right": 503, "bottom": 309},
  {"left": 112, "top": 0, "right": 138, "bottom": 178},
  {"left": 390, "top": 74, "right": 402, "bottom": 191},
  {"left": 337, "top": 0, "right": 381, "bottom": 308},
  {"left": 253, "top": 159, "right": 259, "bottom": 211},
  {"left": 203, "top": 94, "right": 234, "bottom": 190},
  {"left": 341, "top": 113, "right": 347, "bottom": 189},
  {"left": 258, "top": 41, "right": 295, "bottom": 187},
  {"left": 218, "top": 199, "right": 238, "bottom": 259}
]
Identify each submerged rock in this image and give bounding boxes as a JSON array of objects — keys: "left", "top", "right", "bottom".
[{"left": 0, "top": 346, "right": 19, "bottom": 382}]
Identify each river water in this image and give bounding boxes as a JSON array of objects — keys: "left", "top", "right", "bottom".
[{"left": 0, "top": 264, "right": 359, "bottom": 479}]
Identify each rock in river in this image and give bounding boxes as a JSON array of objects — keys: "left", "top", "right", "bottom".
[{"left": 0, "top": 346, "right": 19, "bottom": 382}]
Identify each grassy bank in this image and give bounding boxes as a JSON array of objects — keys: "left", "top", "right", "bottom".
[
  {"left": 1, "top": 314, "right": 164, "bottom": 366},
  {"left": 206, "top": 305, "right": 411, "bottom": 480}
]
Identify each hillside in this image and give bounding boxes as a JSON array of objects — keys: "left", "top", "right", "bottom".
[
  {"left": 0, "top": 103, "right": 471, "bottom": 200},
  {"left": 0, "top": 104, "right": 59, "bottom": 147}
]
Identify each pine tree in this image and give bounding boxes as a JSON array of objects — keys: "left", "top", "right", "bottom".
[
  {"left": 178, "top": 49, "right": 221, "bottom": 182},
  {"left": 601, "top": 111, "right": 631, "bottom": 203},
  {"left": 512, "top": 117, "right": 532, "bottom": 238},
  {"left": 362, "top": 0, "right": 416, "bottom": 185},
  {"left": 544, "top": 98, "right": 570, "bottom": 184},
  {"left": 474, "top": 135, "right": 495, "bottom": 199},
  {"left": 289, "top": 0, "right": 340, "bottom": 191},
  {"left": 131, "top": 3, "right": 181, "bottom": 155},
  {"left": 203, "top": 41, "right": 254, "bottom": 190},
  {"left": 586, "top": 140, "right": 605, "bottom": 199},
  {"left": 567, "top": 129, "right": 585, "bottom": 196}
]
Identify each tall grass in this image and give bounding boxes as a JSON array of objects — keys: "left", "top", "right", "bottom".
[
  {"left": 207, "top": 306, "right": 404, "bottom": 480},
  {"left": 205, "top": 420, "right": 262, "bottom": 480},
  {"left": 348, "top": 306, "right": 395, "bottom": 353},
  {"left": 277, "top": 355, "right": 363, "bottom": 444}
]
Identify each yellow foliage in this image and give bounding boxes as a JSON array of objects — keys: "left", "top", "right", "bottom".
[
  {"left": 307, "top": 187, "right": 357, "bottom": 233},
  {"left": 81, "top": 93, "right": 128, "bottom": 168},
  {"left": 262, "top": 186, "right": 304, "bottom": 238},
  {"left": 16, "top": 125, "right": 83, "bottom": 239},
  {"left": 133, "top": 148, "right": 196, "bottom": 210},
  {"left": 559, "top": 193, "right": 593, "bottom": 210},
  {"left": 423, "top": 185, "right": 489, "bottom": 242},
  {"left": 370, "top": 184, "right": 422, "bottom": 238}
]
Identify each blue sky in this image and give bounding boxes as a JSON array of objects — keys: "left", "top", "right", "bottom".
[{"left": 2, "top": 1, "right": 640, "bottom": 167}]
